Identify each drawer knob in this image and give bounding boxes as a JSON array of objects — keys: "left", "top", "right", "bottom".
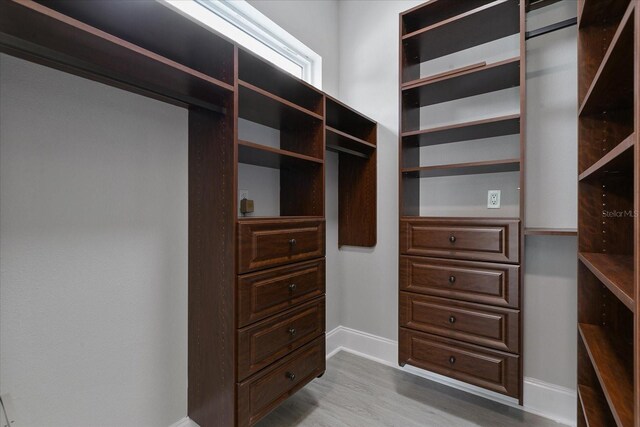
[
  {"left": 289, "top": 283, "right": 297, "bottom": 292},
  {"left": 448, "top": 275, "right": 456, "bottom": 284},
  {"left": 449, "top": 356, "right": 456, "bottom": 365},
  {"left": 286, "top": 371, "right": 296, "bottom": 381},
  {"left": 288, "top": 328, "right": 297, "bottom": 336},
  {"left": 449, "top": 235, "right": 456, "bottom": 243},
  {"left": 289, "top": 238, "right": 297, "bottom": 246},
  {"left": 449, "top": 316, "right": 456, "bottom": 324}
]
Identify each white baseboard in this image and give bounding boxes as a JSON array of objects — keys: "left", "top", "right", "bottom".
[
  {"left": 326, "top": 325, "right": 576, "bottom": 427},
  {"left": 169, "top": 417, "right": 199, "bottom": 427}
]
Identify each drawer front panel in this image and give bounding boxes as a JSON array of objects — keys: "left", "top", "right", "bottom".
[
  {"left": 237, "top": 298, "right": 325, "bottom": 380},
  {"left": 400, "top": 218, "right": 519, "bottom": 263},
  {"left": 238, "top": 336, "right": 325, "bottom": 427},
  {"left": 238, "top": 219, "right": 325, "bottom": 273},
  {"left": 238, "top": 258, "right": 326, "bottom": 327},
  {"left": 400, "top": 256, "right": 519, "bottom": 308},
  {"left": 399, "top": 328, "right": 519, "bottom": 398},
  {"left": 400, "top": 293, "right": 519, "bottom": 352}
]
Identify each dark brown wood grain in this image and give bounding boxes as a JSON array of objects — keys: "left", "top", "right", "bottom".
[
  {"left": 399, "top": 328, "right": 520, "bottom": 398},
  {"left": 0, "top": 0, "right": 232, "bottom": 113},
  {"left": 237, "top": 218, "right": 325, "bottom": 274},
  {"left": 400, "top": 217, "right": 520, "bottom": 264},
  {"left": 338, "top": 151, "right": 377, "bottom": 247},
  {"left": 237, "top": 297, "right": 325, "bottom": 380},
  {"left": 237, "top": 259, "right": 326, "bottom": 328},
  {"left": 237, "top": 336, "right": 325, "bottom": 427},
  {"left": 400, "top": 256, "right": 520, "bottom": 308},
  {"left": 400, "top": 293, "right": 520, "bottom": 352},
  {"left": 188, "top": 106, "right": 236, "bottom": 427}
]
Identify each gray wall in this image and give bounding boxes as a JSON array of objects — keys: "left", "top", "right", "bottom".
[
  {"left": 335, "top": 0, "right": 578, "bottom": 391},
  {"left": 0, "top": 54, "right": 188, "bottom": 426}
]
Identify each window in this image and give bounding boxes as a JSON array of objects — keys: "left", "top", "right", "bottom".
[{"left": 163, "top": 0, "right": 322, "bottom": 88}]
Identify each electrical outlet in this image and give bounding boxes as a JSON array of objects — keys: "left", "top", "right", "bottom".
[{"left": 487, "top": 190, "right": 501, "bottom": 209}]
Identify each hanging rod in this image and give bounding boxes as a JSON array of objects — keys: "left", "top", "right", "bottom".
[{"left": 526, "top": 17, "right": 577, "bottom": 40}]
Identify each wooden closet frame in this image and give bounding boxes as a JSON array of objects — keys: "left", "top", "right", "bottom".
[
  {"left": 576, "top": 0, "right": 638, "bottom": 425},
  {"left": 0, "top": 1, "right": 377, "bottom": 426}
]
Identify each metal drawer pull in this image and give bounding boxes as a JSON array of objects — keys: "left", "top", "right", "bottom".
[
  {"left": 288, "top": 328, "right": 296, "bottom": 336},
  {"left": 286, "top": 372, "right": 296, "bottom": 381},
  {"left": 448, "top": 275, "right": 456, "bottom": 283},
  {"left": 289, "top": 238, "right": 297, "bottom": 246},
  {"left": 289, "top": 283, "right": 297, "bottom": 292},
  {"left": 449, "top": 356, "right": 456, "bottom": 365},
  {"left": 449, "top": 235, "right": 456, "bottom": 243},
  {"left": 449, "top": 316, "right": 456, "bottom": 324}
]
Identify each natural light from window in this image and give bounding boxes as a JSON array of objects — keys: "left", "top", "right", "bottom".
[{"left": 162, "top": 0, "right": 322, "bottom": 89}]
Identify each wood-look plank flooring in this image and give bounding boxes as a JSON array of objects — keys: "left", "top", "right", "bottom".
[{"left": 258, "top": 351, "right": 567, "bottom": 427}]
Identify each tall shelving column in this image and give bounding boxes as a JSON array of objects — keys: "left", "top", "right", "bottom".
[
  {"left": 398, "top": 0, "right": 525, "bottom": 402},
  {"left": 576, "top": 0, "right": 637, "bottom": 426}
]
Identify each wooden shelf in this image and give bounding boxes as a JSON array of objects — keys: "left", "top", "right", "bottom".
[
  {"left": 402, "top": 114, "right": 520, "bottom": 146},
  {"left": 0, "top": 0, "right": 233, "bottom": 114},
  {"left": 579, "top": 4, "right": 634, "bottom": 117},
  {"left": 579, "top": 0, "right": 631, "bottom": 29},
  {"left": 326, "top": 126, "right": 375, "bottom": 158},
  {"left": 402, "top": 159, "right": 520, "bottom": 178},
  {"left": 578, "top": 385, "right": 617, "bottom": 427},
  {"left": 524, "top": 228, "right": 577, "bottom": 236},
  {"left": 579, "top": 133, "right": 635, "bottom": 181},
  {"left": 238, "top": 49, "right": 323, "bottom": 115},
  {"left": 402, "top": 0, "right": 520, "bottom": 63},
  {"left": 579, "top": 252, "right": 634, "bottom": 312},
  {"left": 526, "top": 0, "right": 563, "bottom": 12},
  {"left": 578, "top": 323, "right": 634, "bottom": 427},
  {"left": 238, "top": 140, "right": 323, "bottom": 169},
  {"left": 402, "top": 58, "right": 520, "bottom": 108},
  {"left": 325, "top": 96, "right": 376, "bottom": 145}
]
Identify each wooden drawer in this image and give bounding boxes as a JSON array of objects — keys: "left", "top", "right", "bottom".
[
  {"left": 238, "top": 218, "right": 325, "bottom": 273},
  {"left": 400, "top": 256, "right": 519, "bottom": 308},
  {"left": 238, "top": 335, "right": 325, "bottom": 427},
  {"left": 238, "top": 258, "right": 326, "bottom": 327},
  {"left": 399, "top": 328, "right": 520, "bottom": 398},
  {"left": 237, "top": 297, "right": 325, "bottom": 380},
  {"left": 400, "top": 293, "right": 519, "bottom": 352},
  {"left": 400, "top": 218, "right": 520, "bottom": 263}
]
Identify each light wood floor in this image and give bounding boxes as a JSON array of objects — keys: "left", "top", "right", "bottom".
[{"left": 258, "top": 351, "right": 567, "bottom": 427}]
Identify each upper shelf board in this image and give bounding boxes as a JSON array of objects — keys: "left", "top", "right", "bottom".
[
  {"left": 402, "top": 114, "right": 520, "bottom": 146},
  {"left": 402, "top": 58, "right": 520, "bottom": 109},
  {"left": 402, "top": 158, "right": 520, "bottom": 178},
  {"left": 402, "top": 0, "right": 520, "bottom": 64}
]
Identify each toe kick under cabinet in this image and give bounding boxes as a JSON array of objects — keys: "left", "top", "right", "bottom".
[{"left": 399, "top": 217, "right": 522, "bottom": 399}]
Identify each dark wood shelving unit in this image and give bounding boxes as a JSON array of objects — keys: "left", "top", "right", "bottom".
[
  {"left": 577, "top": 1, "right": 637, "bottom": 424},
  {"left": 326, "top": 126, "right": 375, "bottom": 158},
  {"left": 402, "top": 114, "right": 520, "bottom": 147},
  {"left": 0, "top": 2, "right": 378, "bottom": 426},
  {"left": 238, "top": 140, "right": 324, "bottom": 169},
  {"left": 402, "top": 158, "right": 520, "bottom": 178},
  {"left": 578, "top": 133, "right": 634, "bottom": 181},
  {"left": 0, "top": 0, "right": 234, "bottom": 114},
  {"left": 399, "top": 0, "right": 525, "bottom": 403},
  {"left": 524, "top": 228, "right": 577, "bottom": 236},
  {"left": 401, "top": 0, "right": 520, "bottom": 73},
  {"left": 578, "top": 324, "right": 634, "bottom": 427},
  {"left": 579, "top": 252, "right": 634, "bottom": 311},
  {"left": 325, "top": 96, "right": 377, "bottom": 247},
  {"left": 402, "top": 57, "right": 520, "bottom": 112},
  {"left": 578, "top": 385, "right": 617, "bottom": 427},
  {"left": 579, "top": 3, "right": 634, "bottom": 117}
]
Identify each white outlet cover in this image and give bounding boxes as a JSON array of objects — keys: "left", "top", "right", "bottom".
[{"left": 487, "top": 190, "right": 501, "bottom": 209}]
